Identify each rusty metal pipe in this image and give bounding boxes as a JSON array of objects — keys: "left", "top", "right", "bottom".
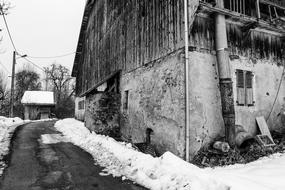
[{"left": 215, "top": 0, "right": 236, "bottom": 146}]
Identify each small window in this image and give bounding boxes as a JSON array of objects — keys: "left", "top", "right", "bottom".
[
  {"left": 123, "top": 90, "right": 129, "bottom": 110},
  {"left": 236, "top": 69, "right": 254, "bottom": 106},
  {"left": 78, "top": 100, "right": 85, "bottom": 110}
]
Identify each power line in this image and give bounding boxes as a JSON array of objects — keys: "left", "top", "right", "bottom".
[
  {"left": 22, "top": 57, "right": 45, "bottom": 71},
  {"left": 0, "top": 8, "right": 45, "bottom": 72},
  {"left": 27, "top": 52, "right": 76, "bottom": 59},
  {"left": 1, "top": 7, "right": 70, "bottom": 74},
  {"left": 0, "top": 10, "right": 17, "bottom": 52}
]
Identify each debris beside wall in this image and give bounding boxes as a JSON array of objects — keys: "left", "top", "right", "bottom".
[{"left": 192, "top": 131, "right": 285, "bottom": 167}]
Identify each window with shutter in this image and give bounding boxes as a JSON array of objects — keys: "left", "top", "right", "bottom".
[
  {"left": 236, "top": 70, "right": 254, "bottom": 106},
  {"left": 236, "top": 70, "right": 245, "bottom": 105},
  {"left": 246, "top": 71, "right": 254, "bottom": 106}
]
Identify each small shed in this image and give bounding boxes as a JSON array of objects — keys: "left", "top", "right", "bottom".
[{"left": 21, "top": 91, "right": 55, "bottom": 120}]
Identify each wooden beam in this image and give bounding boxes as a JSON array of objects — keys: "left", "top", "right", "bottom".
[
  {"left": 79, "top": 70, "right": 121, "bottom": 97},
  {"left": 199, "top": 3, "right": 285, "bottom": 35},
  {"left": 256, "top": 0, "right": 261, "bottom": 19},
  {"left": 260, "top": 0, "right": 285, "bottom": 10}
]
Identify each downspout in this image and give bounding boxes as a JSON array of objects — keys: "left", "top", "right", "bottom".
[
  {"left": 215, "top": 0, "right": 236, "bottom": 146},
  {"left": 184, "top": 0, "right": 190, "bottom": 162}
]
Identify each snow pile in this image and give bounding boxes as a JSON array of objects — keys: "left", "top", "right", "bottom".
[
  {"left": 0, "top": 116, "right": 26, "bottom": 175},
  {"left": 54, "top": 119, "right": 228, "bottom": 190},
  {"left": 0, "top": 116, "right": 23, "bottom": 126},
  {"left": 206, "top": 153, "right": 285, "bottom": 190},
  {"left": 21, "top": 91, "right": 55, "bottom": 105}
]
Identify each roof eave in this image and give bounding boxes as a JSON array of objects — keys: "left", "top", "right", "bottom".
[{"left": 72, "top": 0, "right": 95, "bottom": 77}]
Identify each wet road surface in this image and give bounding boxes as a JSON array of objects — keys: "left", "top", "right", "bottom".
[{"left": 0, "top": 121, "right": 146, "bottom": 190}]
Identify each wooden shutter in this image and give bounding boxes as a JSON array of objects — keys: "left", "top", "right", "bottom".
[
  {"left": 236, "top": 70, "right": 245, "bottom": 105},
  {"left": 246, "top": 71, "right": 254, "bottom": 106}
]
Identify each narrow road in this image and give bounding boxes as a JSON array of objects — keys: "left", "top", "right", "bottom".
[{"left": 0, "top": 121, "right": 146, "bottom": 190}]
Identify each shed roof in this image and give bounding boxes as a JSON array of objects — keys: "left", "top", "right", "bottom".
[{"left": 21, "top": 91, "right": 55, "bottom": 105}]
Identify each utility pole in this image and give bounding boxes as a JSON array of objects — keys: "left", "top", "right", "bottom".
[
  {"left": 10, "top": 51, "right": 16, "bottom": 117},
  {"left": 10, "top": 51, "right": 27, "bottom": 117}
]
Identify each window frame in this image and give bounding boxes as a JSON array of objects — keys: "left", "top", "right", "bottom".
[{"left": 236, "top": 69, "right": 255, "bottom": 107}]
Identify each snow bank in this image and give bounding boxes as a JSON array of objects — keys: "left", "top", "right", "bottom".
[
  {"left": 206, "top": 153, "right": 285, "bottom": 190},
  {"left": 0, "top": 116, "right": 26, "bottom": 175},
  {"left": 55, "top": 119, "right": 228, "bottom": 190},
  {"left": 0, "top": 117, "right": 56, "bottom": 176}
]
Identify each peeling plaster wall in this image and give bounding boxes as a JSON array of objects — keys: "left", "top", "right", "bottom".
[
  {"left": 120, "top": 50, "right": 186, "bottom": 158},
  {"left": 189, "top": 51, "right": 225, "bottom": 158},
  {"left": 231, "top": 57, "right": 285, "bottom": 134},
  {"left": 120, "top": 50, "right": 227, "bottom": 159}
]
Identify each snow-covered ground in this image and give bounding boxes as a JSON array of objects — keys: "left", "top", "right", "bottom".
[
  {"left": 51, "top": 118, "right": 285, "bottom": 190},
  {"left": 0, "top": 117, "right": 57, "bottom": 176},
  {"left": 0, "top": 116, "right": 27, "bottom": 175}
]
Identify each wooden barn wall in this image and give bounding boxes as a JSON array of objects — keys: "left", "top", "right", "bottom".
[
  {"left": 77, "top": 0, "right": 185, "bottom": 95},
  {"left": 189, "top": 16, "right": 284, "bottom": 62}
]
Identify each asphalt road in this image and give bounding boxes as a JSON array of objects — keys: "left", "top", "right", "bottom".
[{"left": 0, "top": 121, "right": 146, "bottom": 190}]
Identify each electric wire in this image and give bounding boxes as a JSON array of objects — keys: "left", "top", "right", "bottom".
[
  {"left": 0, "top": 9, "right": 17, "bottom": 52},
  {"left": 22, "top": 57, "right": 45, "bottom": 71},
  {"left": 27, "top": 52, "right": 76, "bottom": 59},
  {"left": 0, "top": 8, "right": 45, "bottom": 72}
]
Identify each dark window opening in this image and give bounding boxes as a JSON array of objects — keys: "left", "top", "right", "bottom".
[
  {"left": 78, "top": 100, "right": 85, "bottom": 110},
  {"left": 123, "top": 90, "right": 129, "bottom": 111},
  {"left": 106, "top": 73, "right": 120, "bottom": 93},
  {"left": 236, "top": 69, "right": 254, "bottom": 106}
]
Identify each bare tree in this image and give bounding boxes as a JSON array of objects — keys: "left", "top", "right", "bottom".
[
  {"left": 44, "top": 63, "right": 74, "bottom": 118},
  {"left": 0, "top": 71, "right": 9, "bottom": 116},
  {"left": 0, "top": 1, "right": 12, "bottom": 15},
  {"left": 44, "top": 63, "right": 72, "bottom": 103}
]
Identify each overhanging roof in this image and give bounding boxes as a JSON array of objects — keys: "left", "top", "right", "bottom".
[{"left": 72, "top": 0, "right": 95, "bottom": 77}]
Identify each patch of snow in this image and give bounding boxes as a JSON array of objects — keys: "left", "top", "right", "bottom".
[
  {"left": 0, "top": 116, "right": 27, "bottom": 176},
  {"left": 21, "top": 91, "right": 55, "bottom": 105},
  {"left": 54, "top": 119, "right": 228, "bottom": 190},
  {"left": 41, "top": 134, "right": 68, "bottom": 144},
  {"left": 0, "top": 116, "right": 56, "bottom": 176},
  {"left": 54, "top": 118, "right": 285, "bottom": 190},
  {"left": 206, "top": 153, "right": 285, "bottom": 190}
]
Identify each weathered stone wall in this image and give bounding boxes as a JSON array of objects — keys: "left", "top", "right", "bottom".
[
  {"left": 188, "top": 51, "right": 225, "bottom": 158},
  {"left": 85, "top": 92, "right": 121, "bottom": 139},
  {"left": 120, "top": 50, "right": 227, "bottom": 159},
  {"left": 120, "top": 50, "right": 186, "bottom": 158},
  {"left": 231, "top": 56, "right": 285, "bottom": 134}
]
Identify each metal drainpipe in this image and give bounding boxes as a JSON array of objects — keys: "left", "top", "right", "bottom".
[
  {"left": 215, "top": 0, "right": 236, "bottom": 146},
  {"left": 184, "top": 0, "right": 190, "bottom": 162}
]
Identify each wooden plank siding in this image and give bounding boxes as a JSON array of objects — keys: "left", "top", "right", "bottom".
[
  {"left": 75, "top": 0, "right": 285, "bottom": 96},
  {"left": 76, "top": 0, "right": 185, "bottom": 95}
]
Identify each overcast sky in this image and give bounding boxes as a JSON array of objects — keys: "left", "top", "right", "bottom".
[{"left": 0, "top": 0, "right": 86, "bottom": 79}]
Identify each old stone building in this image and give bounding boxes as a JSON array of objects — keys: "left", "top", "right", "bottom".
[{"left": 72, "top": 0, "right": 285, "bottom": 160}]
